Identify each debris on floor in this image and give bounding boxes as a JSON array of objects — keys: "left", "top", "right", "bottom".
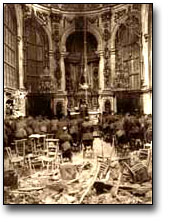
[{"left": 4, "top": 140, "right": 152, "bottom": 204}]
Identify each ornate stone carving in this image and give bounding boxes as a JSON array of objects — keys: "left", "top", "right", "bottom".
[
  {"left": 54, "top": 65, "right": 61, "bottom": 89},
  {"left": 36, "top": 10, "right": 49, "bottom": 25},
  {"left": 93, "top": 67, "right": 99, "bottom": 91},
  {"left": 52, "top": 30, "right": 60, "bottom": 44},
  {"left": 104, "top": 60, "right": 111, "bottom": 88},
  {"left": 114, "top": 74, "right": 130, "bottom": 89},
  {"left": 50, "top": 13, "right": 62, "bottom": 23},
  {"left": 114, "top": 9, "right": 126, "bottom": 23},
  {"left": 87, "top": 15, "right": 99, "bottom": 26},
  {"left": 22, "top": 4, "right": 33, "bottom": 20},
  {"left": 64, "top": 16, "right": 74, "bottom": 25},
  {"left": 38, "top": 75, "right": 56, "bottom": 94},
  {"left": 126, "top": 15, "right": 140, "bottom": 28},
  {"left": 132, "top": 4, "right": 141, "bottom": 11},
  {"left": 101, "top": 11, "right": 112, "bottom": 23},
  {"left": 104, "top": 47, "right": 110, "bottom": 60},
  {"left": 103, "top": 28, "right": 111, "bottom": 41}
]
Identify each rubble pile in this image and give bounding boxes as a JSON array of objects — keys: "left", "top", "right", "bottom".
[{"left": 4, "top": 145, "right": 152, "bottom": 204}]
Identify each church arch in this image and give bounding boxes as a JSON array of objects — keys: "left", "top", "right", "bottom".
[{"left": 60, "top": 24, "right": 103, "bottom": 53}]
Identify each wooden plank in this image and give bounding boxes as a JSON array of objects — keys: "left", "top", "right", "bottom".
[
  {"left": 79, "top": 162, "right": 100, "bottom": 204},
  {"left": 18, "top": 186, "right": 45, "bottom": 192}
]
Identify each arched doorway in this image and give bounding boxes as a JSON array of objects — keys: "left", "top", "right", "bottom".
[{"left": 65, "top": 31, "right": 99, "bottom": 111}]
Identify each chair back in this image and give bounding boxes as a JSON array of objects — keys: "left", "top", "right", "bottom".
[
  {"left": 5, "top": 147, "right": 13, "bottom": 160},
  {"left": 46, "top": 138, "right": 59, "bottom": 157},
  {"left": 14, "top": 139, "right": 27, "bottom": 158},
  {"left": 46, "top": 134, "right": 55, "bottom": 139}
]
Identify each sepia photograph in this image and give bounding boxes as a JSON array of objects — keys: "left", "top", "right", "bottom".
[{"left": 3, "top": 3, "right": 152, "bottom": 205}]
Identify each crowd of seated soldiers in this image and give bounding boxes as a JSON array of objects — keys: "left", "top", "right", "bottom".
[
  {"left": 99, "top": 113, "right": 152, "bottom": 150},
  {"left": 4, "top": 112, "right": 152, "bottom": 159}
]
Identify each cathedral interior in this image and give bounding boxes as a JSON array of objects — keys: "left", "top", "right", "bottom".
[
  {"left": 4, "top": 4, "right": 152, "bottom": 205},
  {"left": 4, "top": 3, "right": 152, "bottom": 118}
]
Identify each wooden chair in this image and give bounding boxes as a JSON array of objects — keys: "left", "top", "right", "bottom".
[
  {"left": 26, "top": 135, "right": 47, "bottom": 173},
  {"left": 5, "top": 147, "right": 24, "bottom": 169},
  {"left": 41, "top": 139, "right": 62, "bottom": 171},
  {"left": 27, "top": 155, "right": 44, "bottom": 173},
  {"left": 46, "top": 134, "right": 56, "bottom": 139},
  {"left": 29, "top": 134, "right": 46, "bottom": 155},
  {"left": 14, "top": 139, "right": 27, "bottom": 164}
]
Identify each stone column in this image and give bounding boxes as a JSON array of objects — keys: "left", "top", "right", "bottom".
[
  {"left": 110, "top": 47, "right": 116, "bottom": 88},
  {"left": 141, "top": 4, "right": 149, "bottom": 89},
  {"left": 141, "top": 4, "right": 152, "bottom": 114},
  {"left": 98, "top": 95, "right": 103, "bottom": 114},
  {"left": 60, "top": 52, "right": 66, "bottom": 91},
  {"left": 49, "top": 50, "right": 54, "bottom": 77},
  {"left": 113, "top": 96, "right": 117, "bottom": 113},
  {"left": 17, "top": 36, "right": 27, "bottom": 116},
  {"left": 98, "top": 50, "right": 104, "bottom": 91},
  {"left": 17, "top": 36, "right": 24, "bottom": 90}
]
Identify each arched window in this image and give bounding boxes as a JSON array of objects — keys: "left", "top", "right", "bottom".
[
  {"left": 115, "top": 17, "right": 141, "bottom": 90},
  {"left": 24, "top": 19, "right": 49, "bottom": 93},
  {"left": 4, "top": 5, "right": 18, "bottom": 89}
]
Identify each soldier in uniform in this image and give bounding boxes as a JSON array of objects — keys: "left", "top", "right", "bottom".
[
  {"left": 81, "top": 117, "right": 94, "bottom": 156},
  {"left": 59, "top": 127, "right": 73, "bottom": 162}
]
